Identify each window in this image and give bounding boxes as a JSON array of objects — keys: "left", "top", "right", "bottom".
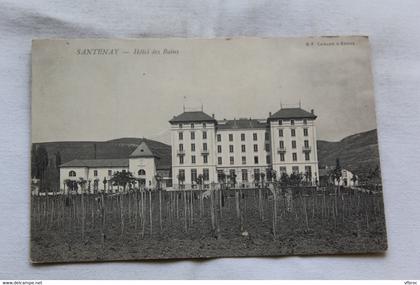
[
  {"left": 279, "top": 129, "right": 283, "bottom": 137},
  {"left": 203, "top": 123, "right": 207, "bottom": 128},
  {"left": 253, "top": 133, "right": 258, "bottom": 141},
  {"left": 191, "top": 131, "right": 195, "bottom": 140},
  {"left": 218, "top": 157, "right": 222, "bottom": 165},
  {"left": 203, "top": 168, "right": 209, "bottom": 181},
  {"left": 179, "top": 144, "right": 183, "bottom": 151},
  {"left": 254, "top": 169, "right": 260, "bottom": 181},
  {"left": 292, "top": 152, "right": 297, "bottom": 161},
  {"left": 254, "top": 156, "right": 259, "bottom": 164},
  {"left": 203, "top": 131, "right": 207, "bottom": 139},
  {"left": 280, "top": 167, "right": 287, "bottom": 175},
  {"left": 217, "top": 145, "right": 222, "bottom": 153},
  {"left": 230, "top": 156, "right": 234, "bottom": 165},
  {"left": 292, "top": 140, "right": 296, "bottom": 149},
  {"left": 304, "top": 140, "right": 309, "bottom": 147},
  {"left": 229, "top": 145, "right": 234, "bottom": 153},
  {"left": 291, "top": 129, "right": 296, "bottom": 137},
  {"left": 179, "top": 124, "right": 183, "bottom": 128},
  {"left": 303, "top": 128, "right": 308, "bottom": 136},
  {"left": 265, "top": 143, "right": 270, "bottom": 151},
  {"left": 303, "top": 119, "right": 307, "bottom": 125},
  {"left": 179, "top": 155, "right": 184, "bottom": 164},
  {"left": 217, "top": 134, "right": 221, "bottom": 142},
  {"left": 229, "top": 134, "right": 233, "bottom": 141},
  {"left": 242, "top": 169, "right": 248, "bottom": 181},
  {"left": 108, "top": 170, "right": 112, "bottom": 176},
  {"left": 191, "top": 169, "right": 197, "bottom": 182},
  {"left": 279, "top": 120, "right": 282, "bottom": 125},
  {"left": 266, "top": 155, "right": 271, "bottom": 164},
  {"left": 203, "top": 155, "right": 208, "bottom": 164},
  {"left": 191, "top": 155, "right": 196, "bottom": 164},
  {"left": 138, "top": 169, "right": 146, "bottom": 175},
  {"left": 178, "top": 169, "right": 185, "bottom": 181},
  {"left": 305, "top": 152, "right": 310, "bottom": 161},
  {"left": 94, "top": 170, "right": 98, "bottom": 176},
  {"left": 305, "top": 166, "right": 312, "bottom": 179},
  {"left": 241, "top": 145, "right": 246, "bottom": 152},
  {"left": 69, "top": 170, "right": 76, "bottom": 177},
  {"left": 230, "top": 169, "right": 236, "bottom": 183},
  {"left": 217, "top": 170, "right": 224, "bottom": 182},
  {"left": 279, "top": 140, "right": 284, "bottom": 148},
  {"left": 241, "top": 133, "right": 245, "bottom": 141},
  {"left": 242, "top": 156, "right": 246, "bottom": 165},
  {"left": 191, "top": 123, "right": 194, "bottom": 128},
  {"left": 191, "top": 143, "right": 195, "bottom": 151},
  {"left": 178, "top": 132, "right": 183, "bottom": 140},
  {"left": 291, "top": 119, "right": 295, "bottom": 125},
  {"left": 254, "top": 144, "right": 258, "bottom": 152},
  {"left": 265, "top": 132, "right": 269, "bottom": 141},
  {"left": 280, "top": 153, "right": 285, "bottom": 161},
  {"left": 203, "top": 142, "right": 207, "bottom": 151},
  {"left": 292, "top": 166, "right": 299, "bottom": 174}
]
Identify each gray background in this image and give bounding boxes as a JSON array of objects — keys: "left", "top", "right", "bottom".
[{"left": 1, "top": 0, "right": 419, "bottom": 279}]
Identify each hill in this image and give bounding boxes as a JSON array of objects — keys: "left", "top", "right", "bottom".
[
  {"left": 317, "top": 129, "right": 380, "bottom": 176},
  {"left": 33, "top": 138, "right": 171, "bottom": 171}
]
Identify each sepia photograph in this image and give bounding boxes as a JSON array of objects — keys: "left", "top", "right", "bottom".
[{"left": 30, "top": 36, "right": 387, "bottom": 263}]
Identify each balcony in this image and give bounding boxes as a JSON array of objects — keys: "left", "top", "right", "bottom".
[
  {"left": 201, "top": 149, "right": 209, "bottom": 155},
  {"left": 302, "top": 146, "right": 311, "bottom": 152},
  {"left": 277, "top": 147, "right": 286, "bottom": 153},
  {"left": 176, "top": 149, "right": 185, "bottom": 156}
]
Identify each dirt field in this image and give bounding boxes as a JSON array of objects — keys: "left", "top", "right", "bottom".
[{"left": 30, "top": 187, "right": 387, "bottom": 263}]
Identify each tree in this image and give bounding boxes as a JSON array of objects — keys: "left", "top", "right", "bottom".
[
  {"left": 280, "top": 172, "right": 289, "bottom": 187},
  {"left": 55, "top": 151, "right": 62, "bottom": 169},
  {"left": 111, "top": 171, "right": 135, "bottom": 192},
  {"left": 196, "top": 174, "right": 204, "bottom": 190},
  {"left": 102, "top": 177, "right": 107, "bottom": 192},
  {"left": 155, "top": 174, "right": 163, "bottom": 190},
  {"left": 289, "top": 172, "right": 303, "bottom": 186},
  {"left": 34, "top": 145, "right": 49, "bottom": 191},
  {"left": 333, "top": 158, "right": 342, "bottom": 185},
  {"left": 177, "top": 172, "right": 185, "bottom": 188}
]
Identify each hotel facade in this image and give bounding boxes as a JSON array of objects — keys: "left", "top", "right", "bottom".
[{"left": 170, "top": 107, "right": 319, "bottom": 189}]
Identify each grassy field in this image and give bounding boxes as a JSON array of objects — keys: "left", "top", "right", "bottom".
[{"left": 30, "top": 186, "right": 387, "bottom": 263}]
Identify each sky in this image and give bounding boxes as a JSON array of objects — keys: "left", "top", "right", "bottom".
[{"left": 32, "top": 37, "right": 377, "bottom": 144}]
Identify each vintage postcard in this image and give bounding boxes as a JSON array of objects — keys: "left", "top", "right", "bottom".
[{"left": 31, "top": 36, "right": 387, "bottom": 263}]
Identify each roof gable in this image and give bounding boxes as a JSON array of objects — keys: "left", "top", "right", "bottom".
[
  {"left": 217, "top": 118, "right": 268, "bottom": 130},
  {"left": 169, "top": 111, "right": 216, "bottom": 124},
  {"left": 269, "top": 108, "right": 317, "bottom": 120},
  {"left": 130, "top": 141, "right": 156, "bottom": 158}
]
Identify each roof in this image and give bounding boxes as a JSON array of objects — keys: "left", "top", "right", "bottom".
[
  {"left": 60, "top": 158, "right": 129, "bottom": 168},
  {"left": 269, "top": 108, "right": 317, "bottom": 120},
  {"left": 130, "top": 141, "right": 156, "bottom": 158},
  {"left": 217, "top": 118, "right": 268, "bottom": 130},
  {"left": 169, "top": 111, "right": 216, "bottom": 124}
]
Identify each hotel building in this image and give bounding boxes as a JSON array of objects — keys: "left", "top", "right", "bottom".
[{"left": 169, "top": 107, "right": 319, "bottom": 189}]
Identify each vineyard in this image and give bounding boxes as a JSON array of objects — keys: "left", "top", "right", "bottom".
[{"left": 30, "top": 185, "right": 387, "bottom": 263}]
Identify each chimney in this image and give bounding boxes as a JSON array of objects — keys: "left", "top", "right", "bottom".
[
  {"left": 212, "top": 113, "right": 215, "bottom": 118},
  {"left": 311, "top": 109, "right": 314, "bottom": 114},
  {"left": 269, "top": 112, "right": 272, "bottom": 117}
]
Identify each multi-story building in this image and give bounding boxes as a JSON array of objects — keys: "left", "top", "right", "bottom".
[{"left": 169, "top": 107, "right": 319, "bottom": 188}]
